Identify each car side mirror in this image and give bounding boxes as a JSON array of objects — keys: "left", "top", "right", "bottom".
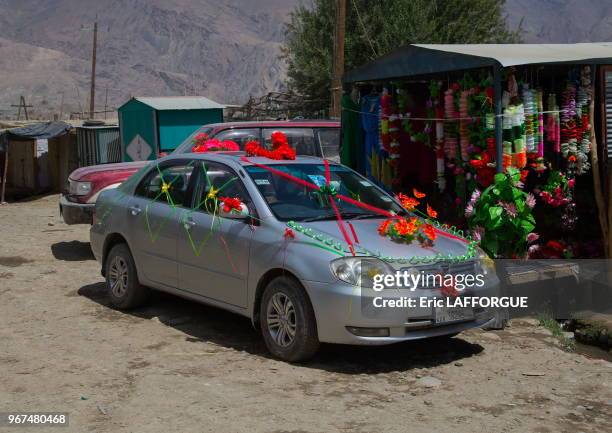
[{"left": 219, "top": 202, "right": 250, "bottom": 220}]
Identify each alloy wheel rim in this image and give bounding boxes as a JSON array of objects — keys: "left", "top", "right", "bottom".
[
  {"left": 266, "top": 292, "right": 297, "bottom": 347},
  {"left": 108, "top": 256, "right": 128, "bottom": 298}
]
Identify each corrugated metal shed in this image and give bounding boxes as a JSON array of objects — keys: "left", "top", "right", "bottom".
[
  {"left": 344, "top": 43, "right": 612, "bottom": 83},
  {"left": 133, "top": 96, "right": 226, "bottom": 110},
  {"left": 75, "top": 125, "right": 121, "bottom": 166},
  {"left": 117, "top": 96, "right": 224, "bottom": 161}
]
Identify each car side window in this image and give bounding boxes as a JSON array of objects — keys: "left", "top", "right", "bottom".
[
  {"left": 213, "top": 129, "right": 260, "bottom": 149},
  {"left": 135, "top": 161, "right": 195, "bottom": 207},
  {"left": 193, "top": 161, "right": 252, "bottom": 215},
  {"left": 262, "top": 128, "right": 319, "bottom": 156},
  {"left": 317, "top": 128, "right": 340, "bottom": 162}
]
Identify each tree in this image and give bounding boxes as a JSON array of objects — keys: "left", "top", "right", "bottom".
[{"left": 282, "top": 0, "right": 521, "bottom": 112}]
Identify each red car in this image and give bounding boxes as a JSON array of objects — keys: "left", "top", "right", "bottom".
[{"left": 60, "top": 120, "right": 340, "bottom": 224}]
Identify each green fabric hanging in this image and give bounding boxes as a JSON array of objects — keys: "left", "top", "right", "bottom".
[{"left": 341, "top": 94, "right": 362, "bottom": 168}]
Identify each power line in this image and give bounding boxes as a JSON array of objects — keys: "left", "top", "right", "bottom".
[{"left": 351, "top": 0, "right": 378, "bottom": 60}]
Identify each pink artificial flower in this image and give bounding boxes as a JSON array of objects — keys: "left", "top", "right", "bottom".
[
  {"left": 526, "top": 193, "right": 536, "bottom": 209},
  {"left": 528, "top": 244, "right": 540, "bottom": 257},
  {"left": 499, "top": 201, "right": 517, "bottom": 218},
  {"left": 470, "top": 189, "right": 481, "bottom": 204},
  {"left": 465, "top": 203, "right": 474, "bottom": 217},
  {"left": 472, "top": 226, "right": 485, "bottom": 242},
  {"left": 527, "top": 232, "right": 540, "bottom": 243},
  {"left": 568, "top": 179, "right": 575, "bottom": 188}
]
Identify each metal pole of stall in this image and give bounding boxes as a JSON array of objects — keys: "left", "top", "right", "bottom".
[
  {"left": 494, "top": 63, "right": 504, "bottom": 173},
  {"left": 1, "top": 141, "right": 9, "bottom": 204}
]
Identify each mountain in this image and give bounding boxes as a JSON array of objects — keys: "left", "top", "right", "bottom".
[
  {"left": 505, "top": 0, "right": 612, "bottom": 43},
  {"left": 1, "top": 0, "right": 612, "bottom": 119},
  {"left": 0, "top": 0, "right": 298, "bottom": 118}
]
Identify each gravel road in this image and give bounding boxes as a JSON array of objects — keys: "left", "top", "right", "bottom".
[{"left": 1, "top": 195, "right": 610, "bottom": 433}]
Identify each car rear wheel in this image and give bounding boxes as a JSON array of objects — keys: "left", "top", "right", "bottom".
[
  {"left": 105, "top": 243, "right": 149, "bottom": 309},
  {"left": 260, "top": 276, "right": 319, "bottom": 362}
]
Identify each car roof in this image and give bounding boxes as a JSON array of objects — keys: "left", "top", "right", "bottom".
[
  {"left": 205, "top": 120, "right": 340, "bottom": 131},
  {"left": 167, "top": 151, "right": 332, "bottom": 167}
]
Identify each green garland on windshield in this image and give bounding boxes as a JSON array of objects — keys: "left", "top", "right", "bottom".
[{"left": 286, "top": 220, "right": 478, "bottom": 264}]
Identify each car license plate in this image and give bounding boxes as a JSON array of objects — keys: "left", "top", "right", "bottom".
[{"left": 435, "top": 306, "right": 474, "bottom": 324}]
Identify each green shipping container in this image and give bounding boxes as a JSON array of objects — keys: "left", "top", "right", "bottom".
[{"left": 118, "top": 96, "right": 224, "bottom": 161}]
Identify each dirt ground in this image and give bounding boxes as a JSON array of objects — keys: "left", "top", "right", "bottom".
[{"left": 1, "top": 195, "right": 611, "bottom": 433}]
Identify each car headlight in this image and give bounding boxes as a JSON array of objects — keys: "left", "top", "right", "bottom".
[
  {"left": 477, "top": 248, "right": 496, "bottom": 276},
  {"left": 330, "top": 257, "right": 394, "bottom": 288},
  {"left": 69, "top": 180, "right": 92, "bottom": 196}
]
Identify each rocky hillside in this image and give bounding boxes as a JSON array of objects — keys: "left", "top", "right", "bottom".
[
  {"left": 505, "top": 0, "right": 612, "bottom": 43},
  {"left": 1, "top": 0, "right": 612, "bottom": 119},
  {"left": 0, "top": 0, "right": 297, "bottom": 118}
]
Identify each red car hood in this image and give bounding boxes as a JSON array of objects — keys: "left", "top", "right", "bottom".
[{"left": 70, "top": 161, "right": 150, "bottom": 181}]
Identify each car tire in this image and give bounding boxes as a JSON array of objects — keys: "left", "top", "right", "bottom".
[
  {"left": 260, "top": 276, "right": 320, "bottom": 362},
  {"left": 105, "top": 243, "right": 150, "bottom": 309}
]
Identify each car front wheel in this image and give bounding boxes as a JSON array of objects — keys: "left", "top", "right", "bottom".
[
  {"left": 105, "top": 243, "right": 149, "bottom": 309},
  {"left": 260, "top": 276, "right": 319, "bottom": 362}
]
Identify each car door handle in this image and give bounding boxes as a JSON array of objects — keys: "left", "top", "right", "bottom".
[
  {"left": 129, "top": 206, "right": 142, "bottom": 216},
  {"left": 183, "top": 218, "right": 196, "bottom": 230}
]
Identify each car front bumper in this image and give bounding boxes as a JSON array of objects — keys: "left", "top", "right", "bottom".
[
  {"left": 59, "top": 195, "right": 94, "bottom": 225},
  {"left": 303, "top": 279, "right": 499, "bottom": 345}
]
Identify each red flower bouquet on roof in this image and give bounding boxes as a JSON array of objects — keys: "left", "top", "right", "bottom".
[
  {"left": 192, "top": 133, "right": 240, "bottom": 153},
  {"left": 245, "top": 131, "right": 296, "bottom": 160}
]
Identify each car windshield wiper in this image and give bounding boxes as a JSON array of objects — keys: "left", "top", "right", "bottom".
[
  {"left": 349, "top": 213, "right": 384, "bottom": 220},
  {"left": 300, "top": 214, "right": 337, "bottom": 222},
  {"left": 335, "top": 211, "right": 384, "bottom": 220},
  {"left": 301, "top": 212, "right": 382, "bottom": 222}
]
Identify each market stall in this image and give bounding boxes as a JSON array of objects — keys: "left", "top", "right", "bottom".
[
  {"left": 0, "top": 121, "right": 73, "bottom": 202},
  {"left": 342, "top": 43, "right": 612, "bottom": 259}
]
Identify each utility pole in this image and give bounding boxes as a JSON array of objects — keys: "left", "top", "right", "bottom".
[
  {"left": 58, "top": 91, "right": 65, "bottom": 120},
  {"left": 75, "top": 85, "right": 84, "bottom": 119},
  {"left": 89, "top": 18, "right": 98, "bottom": 119},
  {"left": 330, "top": 0, "right": 346, "bottom": 118},
  {"left": 104, "top": 87, "right": 108, "bottom": 120},
  {"left": 11, "top": 96, "right": 32, "bottom": 120}
]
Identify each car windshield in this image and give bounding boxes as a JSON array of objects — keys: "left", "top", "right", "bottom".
[
  {"left": 172, "top": 126, "right": 213, "bottom": 154},
  {"left": 245, "top": 163, "right": 405, "bottom": 221}
]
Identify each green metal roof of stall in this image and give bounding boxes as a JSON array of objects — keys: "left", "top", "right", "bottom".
[
  {"left": 344, "top": 43, "right": 612, "bottom": 83},
  {"left": 125, "top": 96, "right": 225, "bottom": 110}
]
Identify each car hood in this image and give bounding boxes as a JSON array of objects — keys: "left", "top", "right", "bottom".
[
  {"left": 70, "top": 161, "right": 150, "bottom": 180},
  {"left": 300, "top": 218, "right": 471, "bottom": 260}
]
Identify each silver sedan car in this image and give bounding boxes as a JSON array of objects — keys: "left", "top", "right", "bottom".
[{"left": 90, "top": 152, "right": 498, "bottom": 362}]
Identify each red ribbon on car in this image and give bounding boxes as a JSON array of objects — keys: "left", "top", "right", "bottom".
[{"left": 240, "top": 156, "right": 466, "bottom": 254}]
